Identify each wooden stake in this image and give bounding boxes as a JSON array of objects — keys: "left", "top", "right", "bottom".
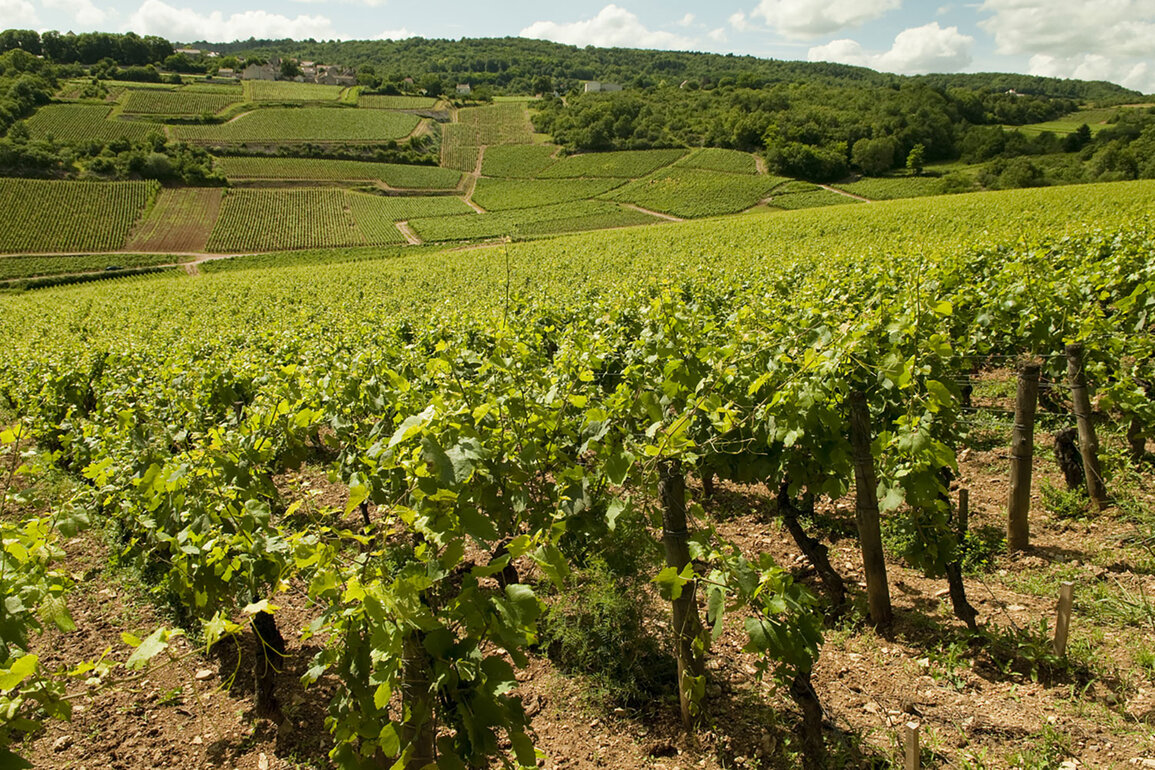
[
  {"left": 1065, "top": 344, "right": 1108, "bottom": 510},
  {"left": 1008, "top": 363, "right": 1040, "bottom": 551},
  {"left": 659, "top": 459, "right": 705, "bottom": 732},
  {"left": 904, "top": 721, "right": 920, "bottom": 770},
  {"left": 958, "top": 488, "right": 969, "bottom": 538},
  {"left": 1053, "top": 581, "right": 1075, "bottom": 657},
  {"left": 849, "top": 390, "right": 892, "bottom": 626}
]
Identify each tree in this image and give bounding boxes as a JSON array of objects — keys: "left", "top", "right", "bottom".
[
  {"left": 906, "top": 143, "right": 925, "bottom": 175},
  {"left": 280, "top": 58, "right": 302, "bottom": 79},
  {"left": 851, "top": 136, "right": 896, "bottom": 176}
]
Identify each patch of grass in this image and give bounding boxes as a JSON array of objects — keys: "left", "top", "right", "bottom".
[
  {"left": 1041, "top": 481, "right": 1090, "bottom": 520},
  {"left": 961, "top": 525, "right": 1006, "bottom": 575},
  {"left": 1005, "top": 724, "right": 1073, "bottom": 769}
]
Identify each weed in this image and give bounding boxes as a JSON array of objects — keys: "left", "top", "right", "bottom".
[
  {"left": 1041, "top": 481, "right": 1090, "bottom": 520},
  {"left": 1005, "top": 724, "right": 1072, "bottom": 769}
]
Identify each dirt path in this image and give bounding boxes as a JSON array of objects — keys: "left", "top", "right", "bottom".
[
  {"left": 754, "top": 154, "right": 768, "bottom": 175},
  {"left": 620, "top": 202, "right": 684, "bottom": 222},
  {"left": 462, "top": 145, "right": 488, "bottom": 213},
  {"left": 396, "top": 221, "right": 423, "bottom": 245},
  {"left": 819, "top": 183, "right": 873, "bottom": 202}
]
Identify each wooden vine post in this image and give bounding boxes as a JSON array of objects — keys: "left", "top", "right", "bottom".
[
  {"left": 659, "top": 458, "right": 706, "bottom": 732},
  {"left": 1065, "top": 344, "right": 1108, "bottom": 510},
  {"left": 1007, "top": 362, "right": 1040, "bottom": 551},
  {"left": 957, "top": 488, "right": 969, "bottom": 536},
  {"left": 903, "top": 721, "right": 921, "bottom": 770},
  {"left": 1053, "top": 581, "right": 1076, "bottom": 657},
  {"left": 848, "top": 390, "right": 892, "bottom": 626},
  {"left": 401, "top": 630, "right": 435, "bottom": 769}
]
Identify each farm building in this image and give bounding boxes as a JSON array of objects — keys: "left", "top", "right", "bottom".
[
  {"left": 456, "top": 84, "right": 472, "bottom": 95},
  {"left": 584, "top": 81, "right": 622, "bottom": 93}
]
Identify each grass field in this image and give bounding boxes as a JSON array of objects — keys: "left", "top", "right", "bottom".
[
  {"left": 536, "top": 149, "right": 687, "bottom": 179},
  {"left": 216, "top": 157, "right": 461, "bottom": 189},
  {"left": 125, "top": 189, "right": 223, "bottom": 252},
  {"left": 0, "top": 179, "right": 158, "bottom": 253},
  {"left": 120, "top": 90, "right": 239, "bottom": 116},
  {"left": 407, "top": 199, "right": 660, "bottom": 241},
  {"left": 245, "top": 81, "right": 345, "bottom": 102},
  {"left": 479, "top": 145, "right": 560, "bottom": 178},
  {"left": 173, "top": 108, "right": 419, "bottom": 143},
  {"left": 471, "top": 178, "right": 627, "bottom": 211},
  {"left": 607, "top": 168, "right": 785, "bottom": 217},
  {"left": 359, "top": 95, "right": 439, "bottom": 110},
  {"left": 1009, "top": 105, "right": 1155, "bottom": 136},
  {"left": 674, "top": 148, "right": 759, "bottom": 174},
  {"left": 834, "top": 176, "right": 945, "bottom": 200},
  {"left": 24, "top": 104, "right": 156, "bottom": 142}
]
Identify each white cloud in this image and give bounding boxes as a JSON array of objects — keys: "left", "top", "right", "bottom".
[
  {"left": 520, "top": 5, "right": 694, "bottom": 50},
  {"left": 980, "top": 0, "right": 1155, "bottom": 59},
  {"left": 808, "top": 22, "right": 974, "bottom": 74},
  {"left": 751, "top": 0, "right": 902, "bottom": 38},
  {"left": 290, "top": 0, "right": 387, "bottom": 7},
  {"left": 0, "top": 0, "right": 39, "bottom": 27},
  {"left": 376, "top": 27, "right": 412, "bottom": 40},
  {"left": 1030, "top": 53, "right": 1155, "bottom": 94},
  {"left": 124, "top": 0, "right": 345, "bottom": 42},
  {"left": 43, "top": 0, "right": 106, "bottom": 26},
  {"left": 677, "top": 12, "right": 695, "bottom": 27},
  {"left": 708, "top": 27, "right": 728, "bottom": 42},
  {"left": 729, "top": 11, "right": 751, "bottom": 30}
]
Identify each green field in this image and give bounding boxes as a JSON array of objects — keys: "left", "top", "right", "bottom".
[
  {"left": 480, "top": 144, "right": 560, "bottom": 177},
  {"left": 768, "top": 182, "right": 863, "bottom": 210},
  {"left": 471, "top": 177, "right": 627, "bottom": 211},
  {"left": 674, "top": 148, "right": 759, "bottom": 174},
  {"left": 407, "top": 199, "right": 660, "bottom": 241},
  {"left": 246, "top": 81, "right": 346, "bottom": 102},
  {"left": 347, "top": 192, "right": 474, "bottom": 222},
  {"left": 0, "top": 179, "right": 158, "bottom": 253},
  {"left": 207, "top": 189, "right": 368, "bottom": 251},
  {"left": 607, "top": 168, "right": 785, "bottom": 217},
  {"left": 0, "top": 253, "right": 178, "bottom": 281},
  {"left": 216, "top": 157, "right": 461, "bottom": 189},
  {"left": 24, "top": 104, "right": 156, "bottom": 142},
  {"left": 537, "top": 149, "right": 688, "bottom": 179},
  {"left": 442, "top": 103, "right": 535, "bottom": 172},
  {"left": 125, "top": 188, "right": 223, "bottom": 252},
  {"left": 360, "top": 94, "right": 439, "bottom": 110},
  {"left": 1009, "top": 105, "right": 1155, "bottom": 136},
  {"left": 173, "top": 108, "right": 419, "bottom": 143},
  {"left": 120, "top": 90, "right": 239, "bottom": 116},
  {"left": 834, "top": 176, "right": 945, "bottom": 200}
]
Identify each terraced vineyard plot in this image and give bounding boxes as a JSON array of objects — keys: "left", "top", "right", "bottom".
[
  {"left": 0, "top": 253, "right": 177, "bottom": 281},
  {"left": 24, "top": 104, "right": 156, "bottom": 142},
  {"left": 174, "top": 108, "right": 418, "bottom": 144},
  {"left": 246, "top": 81, "right": 345, "bottom": 102},
  {"left": 206, "top": 189, "right": 367, "bottom": 252},
  {"left": 675, "top": 148, "right": 759, "bottom": 174},
  {"left": 441, "top": 124, "right": 481, "bottom": 172},
  {"left": 121, "top": 90, "right": 238, "bottom": 116},
  {"left": 347, "top": 192, "right": 473, "bottom": 222},
  {"left": 0, "top": 179, "right": 158, "bottom": 253},
  {"left": 360, "top": 95, "right": 438, "bottom": 110},
  {"left": 408, "top": 200, "right": 659, "bottom": 241},
  {"left": 769, "top": 183, "right": 862, "bottom": 210},
  {"left": 834, "top": 176, "right": 944, "bottom": 200},
  {"left": 607, "top": 168, "right": 785, "bottom": 218},
  {"left": 480, "top": 145, "right": 559, "bottom": 177},
  {"left": 184, "top": 82, "right": 245, "bottom": 94},
  {"left": 537, "top": 149, "right": 687, "bottom": 178},
  {"left": 126, "top": 188, "right": 223, "bottom": 252},
  {"left": 457, "top": 103, "right": 534, "bottom": 145},
  {"left": 472, "top": 178, "right": 627, "bottom": 211},
  {"left": 217, "top": 157, "right": 461, "bottom": 188}
]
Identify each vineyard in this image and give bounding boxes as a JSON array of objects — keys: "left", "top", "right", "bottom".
[
  {"left": 360, "top": 94, "right": 440, "bottom": 110},
  {"left": 217, "top": 157, "right": 462, "bottom": 189},
  {"left": 537, "top": 149, "right": 688, "bottom": 178},
  {"left": 346, "top": 191, "right": 474, "bottom": 222},
  {"left": 23, "top": 104, "right": 156, "bottom": 143},
  {"left": 407, "top": 199, "right": 659, "bottom": 241},
  {"left": 471, "top": 177, "right": 628, "bottom": 211},
  {"left": 832, "top": 175, "right": 945, "bottom": 201},
  {"left": 119, "top": 90, "right": 239, "bottom": 116},
  {"left": 206, "top": 188, "right": 367, "bottom": 251},
  {"left": 675, "top": 148, "right": 761, "bottom": 175},
  {"left": 0, "top": 181, "right": 1153, "bottom": 770},
  {"left": 125, "top": 188, "right": 223, "bottom": 252},
  {"left": 245, "top": 81, "right": 346, "bottom": 102},
  {"left": 606, "top": 167, "right": 787, "bottom": 218},
  {"left": 173, "top": 107, "right": 419, "bottom": 143},
  {"left": 0, "top": 252, "right": 177, "bottom": 281},
  {"left": 0, "top": 179, "right": 158, "bottom": 253},
  {"left": 768, "top": 182, "right": 863, "bottom": 210},
  {"left": 480, "top": 144, "right": 561, "bottom": 178}
]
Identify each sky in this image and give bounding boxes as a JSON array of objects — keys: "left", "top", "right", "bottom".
[{"left": 4, "top": 0, "right": 1154, "bottom": 93}]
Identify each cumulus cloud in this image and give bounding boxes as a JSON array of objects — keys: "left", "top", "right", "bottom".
[
  {"left": 751, "top": 0, "right": 902, "bottom": 38},
  {"left": 520, "top": 5, "right": 694, "bottom": 50},
  {"left": 43, "top": 0, "right": 106, "bottom": 26},
  {"left": 808, "top": 22, "right": 974, "bottom": 74},
  {"left": 729, "top": 11, "right": 751, "bottom": 31},
  {"left": 980, "top": 0, "right": 1155, "bottom": 59},
  {"left": 290, "top": 0, "right": 387, "bottom": 8},
  {"left": 376, "top": 27, "right": 412, "bottom": 40},
  {"left": 124, "top": 0, "right": 344, "bottom": 42},
  {"left": 677, "top": 13, "right": 695, "bottom": 27},
  {"left": 0, "top": 0, "right": 39, "bottom": 27},
  {"left": 1030, "top": 53, "right": 1155, "bottom": 94},
  {"left": 708, "top": 27, "right": 728, "bottom": 43}
]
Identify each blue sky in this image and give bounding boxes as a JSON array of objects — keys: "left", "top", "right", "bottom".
[{"left": 5, "top": 0, "right": 1154, "bottom": 92}]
